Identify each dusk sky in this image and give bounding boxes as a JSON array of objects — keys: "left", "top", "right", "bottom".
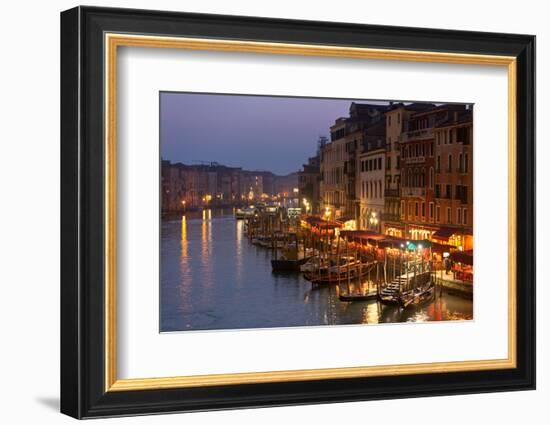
[{"left": 160, "top": 92, "right": 389, "bottom": 176}]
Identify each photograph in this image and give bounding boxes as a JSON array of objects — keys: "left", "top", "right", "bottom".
[{"left": 160, "top": 92, "right": 474, "bottom": 332}]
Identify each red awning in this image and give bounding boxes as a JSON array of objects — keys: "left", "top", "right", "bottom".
[
  {"left": 340, "top": 230, "right": 386, "bottom": 242},
  {"left": 432, "top": 227, "right": 456, "bottom": 240},
  {"left": 377, "top": 236, "right": 409, "bottom": 248},
  {"left": 450, "top": 250, "right": 474, "bottom": 266},
  {"left": 302, "top": 215, "right": 342, "bottom": 229},
  {"left": 431, "top": 241, "right": 456, "bottom": 254}
]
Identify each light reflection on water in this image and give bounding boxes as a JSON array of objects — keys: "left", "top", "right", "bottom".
[{"left": 160, "top": 209, "right": 473, "bottom": 332}]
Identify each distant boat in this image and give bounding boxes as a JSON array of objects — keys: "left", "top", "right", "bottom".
[{"left": 234, "top": 206, "right": 256, "bottom": 219}]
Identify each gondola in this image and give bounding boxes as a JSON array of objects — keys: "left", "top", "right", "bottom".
[
  {"left": 338, "top": 290, "right": 378, "bottom": 302},
  {"left": 399, "top": 282, "right": 435, "bottom": 308},
  {"left": 271, "top": 256, "right": 311, "bottom": 272}
]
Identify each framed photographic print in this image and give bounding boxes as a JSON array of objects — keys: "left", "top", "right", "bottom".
[{"left": 60, "top": 6, "right": 536, "bottom": 419}]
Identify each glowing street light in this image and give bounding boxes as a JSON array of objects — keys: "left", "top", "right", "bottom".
[
  {"left": 302, "top": 198, "right": 311, "bottom": 214},
  {"left": 369, "top": 211, "right": 379, "bottom": 230}
]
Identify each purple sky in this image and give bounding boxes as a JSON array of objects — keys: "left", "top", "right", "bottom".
[{"left": 160, "top": 92, "right": 388, "bottom": 175}]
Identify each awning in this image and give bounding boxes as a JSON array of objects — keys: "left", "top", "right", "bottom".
[
  {"left": 302, "top": 215, "right": 342, "bottom": 229},
  {"left": 432, "top": 227, "right": 456, "bottom": 240},
  {"left": 431, "top": 241, "right": 456, "bottom": 254},
  {"left": 406, "top": 239, "right": 432, "bottom": 249},
  {"left": 336, "top": 215, "right": 356, "bottom": 223},
  {"left": 340, "top": 230, "right": 386, "bottom": 243},
  {"left": 450, "top": 250, "right": 474, "bottom": 266}
]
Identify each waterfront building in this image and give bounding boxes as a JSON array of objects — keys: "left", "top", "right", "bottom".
[
  {"left": 161, "top": 160, "right": 186, "bottom": 212},
  {"left": 298, "top": 150, "right": 321, "bottom": 214},
  {"left": 240, "top": 171, "right": 264, "bottom": 202},
  {"left": 433, "top": 106, "right": 474, "bottom": 250},
  {"left": 382, "top": 103, "right": 434, "bottom": 236},
  {"left": 399, "top": 106, "right": 441, "bottom": 240},
  {"left": 357, "top": 121, "right": 386, "bottom": 231},
  {"left": 321, "top": 102, "right": 387, "bottom": 220},
  {"left": 399, "top": 104, "right": 473, "bottom": 243}
]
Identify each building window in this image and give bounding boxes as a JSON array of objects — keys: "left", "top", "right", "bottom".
[
  {"left": 447, "top": 154, "right": 452, "bottom": 172},
  {"left": 429, "top": 202, "right": 434, "bottom": 219},
  {"left": 429, "top": 167, "right": 434, "bottom": 188},
  {"left": 463, "top": 208, "right": 468, "bottom": 225},
  {"left": 436, "top": 205, "right": 440, "bottom": 222},
  {"left": 421, "top": 202, "right": 426, "bottom": 218},
  {"left": 458, "top": 153, "right": 463, "bottom": 172},
  {"left": 457, "top": 208, "right": 462, "bottom": 224},
  {"left": 378, "top": 157, "right": 382, "bottom": 170},
  {"left": 415, "top": 202, "right": 419, "bottom": 217},
  {"left": 465, "top": 153, "right": 469, "bottom": 173},
  {"left": 436, "top": 156, "right": 441, "bottom": 172},
  {"left": 401, "top": 200, "right": 405, "bottom": 218},
  {"left": 447, "top": 207, "right": 452, "bottom": 224},
  {"left": 446, "top": 184, "right": 452, "bottom": 199}
]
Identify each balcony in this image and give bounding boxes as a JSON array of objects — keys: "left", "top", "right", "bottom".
[
  {"left": 402, "top": 187, "right": 425, "bottom": 197},
  {"left": 402, "top": 128, "right": 433, "bottom": 142},
  {"left": 404, "top": 156, "right": 426, "bottom": 165},
  {"left": 384, "top": 188, "right": 400, "bottom": 197}
]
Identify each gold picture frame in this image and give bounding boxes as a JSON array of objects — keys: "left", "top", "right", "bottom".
[{"left": 104, "top": 33, "right": 517, "bottom": 392}]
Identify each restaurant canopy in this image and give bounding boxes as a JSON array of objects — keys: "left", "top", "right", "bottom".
[
  {"left": 432, "top": 227, "right": 456, "bottom": 241},
  {"left": 302, "top": 215, "right": 342, "bottom": 229},
  {"left": 339, "top": 230, "right": 386, "bottom": 243},
  {"left": 450, "top": 250, "right": 474, "bottom": 266},
  {"left": 405, "top": 239, "right": 432, "bottom": 250}
]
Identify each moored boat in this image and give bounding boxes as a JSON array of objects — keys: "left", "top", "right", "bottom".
[{"left": 271, "top": 256, "right": 312, "bottom": 272}]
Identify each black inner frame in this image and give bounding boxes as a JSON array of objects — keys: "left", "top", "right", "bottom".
[{"left": 60, "top": 6, "right": 535, "bottom": 419}]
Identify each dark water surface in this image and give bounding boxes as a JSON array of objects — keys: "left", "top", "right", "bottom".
[{"left": 160, "top": 209, "right": 473, "bottom": 332}]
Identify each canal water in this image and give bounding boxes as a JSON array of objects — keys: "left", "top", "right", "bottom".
[{"left": 160, "top": 209, "right": 473, "bottom": 332}]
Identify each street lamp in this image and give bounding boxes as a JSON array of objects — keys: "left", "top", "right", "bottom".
[
  {"left": 369, "top": 211, "right": 379, "bottom": 231},
  {"left": 303, "top": 198, "right": 311, "bottom": 214}
]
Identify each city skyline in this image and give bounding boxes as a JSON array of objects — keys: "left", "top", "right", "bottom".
[{"left": 160, "top": 92, "right": 389, "bottom": 175}]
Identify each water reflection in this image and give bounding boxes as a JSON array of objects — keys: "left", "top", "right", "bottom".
[{"left": 160, "top": 209, "right": 473, "bottom": 332}]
